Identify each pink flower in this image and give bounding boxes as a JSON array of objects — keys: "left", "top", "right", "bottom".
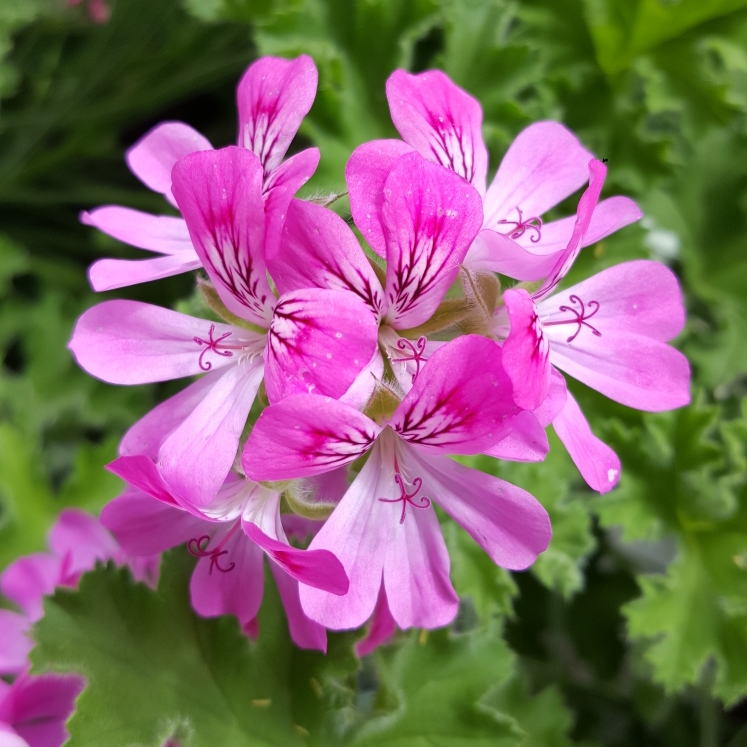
[
  {"left": 495, "top": 160, "right": 690, "bottom": 492},
  {"left": 242, "top": 336, "right": 551, "bottom": 631},
  {"left": 84, "top": 55, "right": 319, "bottom": 291},
  {"left": 346, "top": 68, "right": 642, "bottom": 282},
  {"left": 69, "top": 147, "right": 378, "bottom": 506},
  {"left": 0, "top": 672, "right": 84, "bottom": 747},
  {"left": 101, "top": 458, "right": 348, "bottom": 652}
]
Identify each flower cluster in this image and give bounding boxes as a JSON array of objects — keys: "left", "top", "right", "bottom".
[{"left": 69, "top": 56, "right": 690, "bottom": 653}]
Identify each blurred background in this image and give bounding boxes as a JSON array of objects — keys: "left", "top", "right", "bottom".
[{"left": 1, "top": 0, "right": 746, "bottom": 745}]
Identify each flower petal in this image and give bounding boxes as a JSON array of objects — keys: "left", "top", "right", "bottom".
[
  {"left": 47, "top": 509, "right": 119, "bottom": 576},
  {"left": 126, "top": 122, "right": 212, "bottom": 207},
  {"left": 484, "top": 410, "right": 549, "bottom": 462},
  {"left": 390, "top": 335, "right": 517, "bottom": 454},
  {"left": 483, "top": 121, "right": 593, "bottom": 230},
  {"left": 236, "top": 55, "right": 318, "bottom": 177},
  {"left": 346, "top": 139, "right": 413, "bottom": 257},
  {"left": 383, "top": 152, "right": 484, "bottom": 328},
  {"left": 415, "top": 451, "right": 551, "bottom": 570},
  {"left": 0, "top": 611, "right": 31, "bottom": 677},
  {"left": 269, "top": 198, "right": 385, "bottom": 316},
  {"left": 551, "top": 384, "right": 620, "bottom": 493},
  {"left": 243, "top": 395, "right": 381, "bottom": 481},
  {"left": 355, "top": 586, "right": 397, "bottom": 656},
  {"left": 69, "top": 300, "right": 248, "bottom": 384},
  {"left": 106, "top": 455, "right": 181, "bottom": 507},
  {"left": 0, "top": 554, "right": 62, "bottom": 622},
  {"left": 172, "top": 146, "right": 275, "bottom": 327},
  {"left": 386, "top": 69, "right": 488, "bottom": 195},
  {"left": 88, "top": 253, "right": 202, "bottom": 293}
]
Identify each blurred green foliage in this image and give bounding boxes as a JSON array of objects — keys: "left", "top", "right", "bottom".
[{"left": 1, "top": 0, "right": 746, "bottom": 744}]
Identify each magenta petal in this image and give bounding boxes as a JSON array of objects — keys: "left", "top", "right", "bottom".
[
  {"left": 190, "top": 525, "right": 265, "bottom": 626},
  {"left": 501, "top": 288, "right": 551, "bottom": 411},
  {"left": 383, "top": 152, "right": 484, "bottom": 329},
  {"left": 270, "top": 198, "right": 385, "bottom": 315},
  {"left": 243, "top": 522, "right": 348, "bottom": 595},
  {"left": 415, "top": 451, "right": 552, "bottom": 570},
  {"left": 264, "top": 148, "right": 320, "bottom": 259},
  {"left": 0, "top": 610, "right": 32, "bottom": 676},
  {"left": 236, "top": 55, "right": 318, "bottom": 176},
  {"left": 101, "top": 491, "right": 204, "bottom": 556},
  {"left": 264, "top": 288, "right": 379, "bottom": 403},
  {"left": 243, "top": 395, "right": 381, "bottom": 481},
  {"left": 159, "top": 361, "right": 264, "bottom": 507},
  {"left": 88, "top": 253, "right": 202, "bottom": 293},
  {"left": 346, "top": 139, "right": 414, "bottom": 257},
  {"left": 391, "top": 335, "right": 517, "bottom": 454},
  {"left": 171, "top": 146, "right": 275, "bottom": 327},
  {"left": 69, "top": 301, "right": 246, "bottom": 384},
  {"left": 533, "top": 367, "right": 569, "bottom": 427},
  {"left": 0, "top": 554, "right": 62, "bottom": 622},
  {"left": 483, "top": 121, "right": 593, "bottom": 229},
  {"left": 126, "top": 121, "right": 212, "bottom": 207},
  {"left": 552, "top": 386, "right": 620, "bottom": 493},
  {"left": 106, "top": 455, "right": 180, "bottom": 506},
  {"left": 387, "top": 69, "right": 488, "bottom": 194},
  {"left": 48, "top": 509, "right": 119, "bottom": 576},
  {"left": 484, "top": 410, "right": 549, "bottom": 462},
  {"left": 269, "top": 561, "right": 327, "bottom": 652},
  {"left": 464, "top": 228, "right": 543, "bottom": 281},
  {"left": 355, "top": 585, "right": 396, "bottom": 657}
]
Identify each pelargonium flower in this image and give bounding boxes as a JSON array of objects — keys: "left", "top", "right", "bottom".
[
  {"left": 0, "top": 672, "right": 84, "bottom": 747},
  {"left": 69, "top": 147, "right": 378, "bottom": 505},
  {"left": 347, "top": 68, "right": 642, "bottom": 282},
  {"left": 242, "top": 335, "right": 551, "bottom": 631},
  {"left": 0, "top": 509, "right": 157, "bottom": 677},
  {"left": 101, "top": 459, "right": 348, "bottom": 651},
  {"left": 84, "top": 55, "right": 319, "bottom": 291}
]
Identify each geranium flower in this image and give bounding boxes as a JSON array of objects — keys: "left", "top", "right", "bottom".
[
  {"left": 69, "top": 147, "right": 378, "bottom": 505},
  {"left": 242, "top": 335, "right": 551, "bottom": 631},
  {"left": 84, "top": 55, "right": 319, "bottom": 291}
]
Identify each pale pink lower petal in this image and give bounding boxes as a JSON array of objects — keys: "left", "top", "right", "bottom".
[
  {"left": 300, "top": 440, "right": 393, "bottom": 629},
  {"left": 484, "top": 410, "right": 549, "bottom": 462},
  {"left": 413, "top": 450, "right": 551, "bottom": 570},
  {"left": 533, "top": 368, "right": 568, "bottom": 426},
  {"left": 264, "top": 288, "right": 379, "bottom": 403},
  {"left": 355, "top": 585, "right": 397, "bottom": 657},
  {"left": 269, "top": 560, "right": 327, "bottom": 652},
  {"left": 552, "top": 386, "right": 621, "bottom": 493},
  {"left": 500, "top": 288, "right": 551, "bottom": 411},
  {"left": 47, "top": 509, "right": 119, "bottom": 576},
  {"left": 124, "top": 554, "right": 161, "bottom": 587},
  {"left": 463, "top": 228, "right": 543, "bottom": 281},
  {"left": 243, "top": 395, "right": 381, "bottom": 481},
  {"left": 88, "top": 253, "right": 201, "bottom": 293},
  {"left": 69, "top": 301, "right": 250, "bottom": 384},
  {"left": 159, "top": 360, "right": 264, "bottom": 506},
  {"left": 386, "top": 69, "right": 488, "bottom": 194},
  {"left": 0, "top": 611, "right": 32, "bottom": 676},
  {"left": 125, "top": 121, "right": 212, "bottom": 207},
  {"left": 0, "top": 554, "right": 63, "bottom": 622},
  {"left": 346, "top": 139, "right": 414, "bottom": 257}
]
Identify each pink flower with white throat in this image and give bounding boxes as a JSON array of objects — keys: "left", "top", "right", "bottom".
[
  {"left": 84, "top": 55, "right": 319, "bottom": 291},
  {"left": 242, "top": 335, "right": 551, "bottom": 631}
]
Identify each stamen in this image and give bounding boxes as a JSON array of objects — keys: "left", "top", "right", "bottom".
[
  {"left": 194, "top": 324, "right": 234, "bottom": 371},
  {"left": 391, "top": 336, "right": 428, "bottom": 380},
  {"left": 497, "top": 207, "right": 542, "bottom": 243},
  {"left": 187, "top": 520, "right": 241, "bottom": 575},
  {"left": 543, "top": 294, "right": 602, "bottom": 343},
  {"left": 378, "top": 464, "right": 432, "bottom": 524}
]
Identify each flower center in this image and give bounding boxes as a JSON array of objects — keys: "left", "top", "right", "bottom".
[
  {"left": 187, "top": 520, "right": 241, "bottom": 574},
  {"left": 378, "top": 464, "right": 431, "bottom": 524},
  {"left": 390, "top": 336, "right": 428, "bottom": 380},
  {"left": 543, "top": 294, "right": 602, "bottom": 343},
  {"left": 497, "top": 207, "right": 542, "bottom": 243}
]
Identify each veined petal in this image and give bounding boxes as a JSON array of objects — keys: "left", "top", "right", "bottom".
[
  {"left": 355, "top": 586, "right": 397, "bottom": 656},
  {"left": 346, "top": 139, "right": 413, "bottom": 257},
  {"left": 237, "top": 55, "right": 318, "bottom": 177},
  {"left": 172, "top": 147, "right": 275, "bottom": 327},
  {"left": 386, "top": 69, "right": 488, "bottom": 195},
  {"left": 0, "top": 610, "right": 31, "bottom": 676},
  {"left": 300, "top": 438, "right": 393, "bottom": 629},
  {"left": 339, "top": 347, "right": 385, "bottom": 411},
  {"left": 88, "top": 253, "right": 202, "bottom": 293},
  {"left": 484, "top": 410, "right": 549, "bottom": 462},
  {"left": 126, "top": 122, "right": 212, "bottom": 207},
  {"left": 270, "top": 198, "right": 385, "bottom": 316},
  {"left": 243, "top": 395, "right": 381, "bottom": 481},
  {"left": 383, "top": 152, "right": 484, "bottom": 329},
  {"left": 552, "top": 386, "right": 621, "bottom": 493},
  {"left": 159, "top": 360, "right": 264, "bottom": 506},
  {"left": 0, "top": 554, "right": 63, "bottom": 622},
  {"left": 483, "top": 121, "right": 593, "bottom": 230},
  {"left": 81, "top": 207, "right": 192, "bottom": 255},
  {"left": 412, "top": 450, "right": 552, "bottom": 570},
  {"left": 264, "top": 288, "right": 379, "bottom": 403},
  {"left": 390, "top": 335, "right": 517, "bottom": 454},
  {"left": 269, "top": 561, "right": 327, "bottom": 652},
  {"left": 69, "top": 300, "right": 250, "bottom": 384},
  {"left": 264, "top": 148, "right": 320, "bottom": 259},
  {"left": 47, "top": 509, "right": 119, "bottom": 576}
]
